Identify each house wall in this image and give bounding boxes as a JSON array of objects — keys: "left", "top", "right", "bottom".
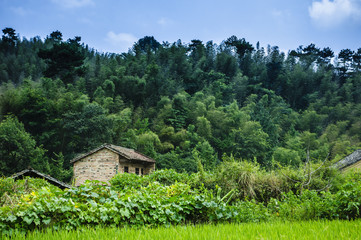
[
  {"left": 118, "top": 158, "right": 155, "bottom": 175},
  {"left": 73, "top": 148, "right": 118, "bottom": 186},
  {"left": 145, "top": 163, "right": 156, "bottom": 174},
  {"left": 73, "top": 148, "right": 156, "bottom": 186}
]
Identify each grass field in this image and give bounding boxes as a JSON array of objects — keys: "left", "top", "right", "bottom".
[{"left": 5, "top": 220, "right": 361, "bottom": 240}]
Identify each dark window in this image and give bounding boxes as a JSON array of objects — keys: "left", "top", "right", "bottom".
[
  {"left": 135, "top": 168, "right": 139, "bottom": 175},
  {"left": 141, "top": 168, "right": 144, "bottom": 175},
  {"left": 124, "top": 166, "right": 129, "bottom": 173}
]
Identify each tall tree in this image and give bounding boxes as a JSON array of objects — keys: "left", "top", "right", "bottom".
[
  {"left": 1, "top": 28, "right": 18, "bottom": 46},
  {"left": 225, "top": 35, "right": 254, "bottom": 59},
  {"left": 352, "top": 48, "right": 361, "bottom": 72},
  {"left": 38, "top": 34, "right": 85, "bottom": 83},
  {"left": 338, "top": 49, "right": 354, "bottom": 83}
]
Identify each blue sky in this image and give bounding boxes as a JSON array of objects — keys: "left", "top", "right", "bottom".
[{"left": 1, "top": 0, "right": 361, "bottom": 54}]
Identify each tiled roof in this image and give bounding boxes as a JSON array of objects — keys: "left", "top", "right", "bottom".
[
  {"left": 106, "top": 144, "right": 155, "bottom": 163},
  {"left": 335, "top": 150, "right": 361, "bottom": 170},
  {"left": 12, "top": 169, "right": 71, "bottom": 189},
  {"left": 70, "top": 144, "right": 155, "bottom": 164}
]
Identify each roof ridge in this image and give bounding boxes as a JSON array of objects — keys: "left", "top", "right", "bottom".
[
  {"left": 105, "top": 144, "right": 133, "bottom": 159},
  {"left": 133, "top": 149, "right": 155, "bottom": 160},
  {"left": 12, "top": 169, "right": 71, "bottom": 189},
  {"left": 105, "top": 144, "right": 155, "bottom": 162},
  {"left": 71, "top": 144, "right": 155, "bottom": 164}
]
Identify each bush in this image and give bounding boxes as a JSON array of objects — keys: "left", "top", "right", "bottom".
[
  {"left": 0, "top": 177, "right": 14, "bottom": 204},
  {"left": 146, "top": 169, "right": 190, "bottom": 186},
  {"left": 0, "top": 179, "right": 273, "bottom": 236},
  {"left": 334, "top": 180, "right": 361, "bottom": 219},
  {"left": 213, "top": 159, "right": 259, "bottom": 201},
  {"left": 109, "top": 173, "right": 146, "bottom": 191},
  {"left": 267, "top": 178, "right": 361, "bottom": 221},
  {"left": 110, "top": 169, "right": 191, "bottom": 191},
  {"left": 0, "top": 177, "right": 57, "bottom": 206}
]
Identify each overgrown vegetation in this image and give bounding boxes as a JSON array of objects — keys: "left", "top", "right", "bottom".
[{"left": 1, "top": 167, "right": 361, "bottom": 236}]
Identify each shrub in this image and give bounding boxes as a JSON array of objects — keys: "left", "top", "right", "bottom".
[
  {"left": 146, "top": 169, "right": 190, "bottom": 186},
  {"left": 267, "top": 178, "right": 361, "bottom": 221},
  {"left": 0, "top": 179, "right": 273, "bottom": 236},
  {"left": 109, "top": 173, "right": 146, "bottom": 191},
  {"left": 0, "top": 177, "right": 57, "bottom": 206},
  {"left": 213, "top": 158, "right": 259, "bottom": 201},
  {"left": 334, "top": 180, "right": 361, "bottom": 219}
]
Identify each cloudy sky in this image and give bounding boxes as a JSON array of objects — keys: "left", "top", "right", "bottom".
[{"left": 1, "top": 0, "right": 360, "bottom": 54}]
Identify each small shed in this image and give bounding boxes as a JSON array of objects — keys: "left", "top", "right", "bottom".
[
  {"left": 335, "top": 150, "right": 361, "bottom": 172},
  {"left": 12, "top": 169, "right": 71, "bottom": 189},
  {"left": 71, "top": 144, "right": 156, "bottom": 186}
]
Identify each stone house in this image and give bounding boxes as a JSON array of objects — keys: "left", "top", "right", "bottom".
[
  {"left": 71, "top": 144, "right": 155, "bottom": 186},
  {"left": 335, "top": 149, "right": 361, "bottom": 172}
]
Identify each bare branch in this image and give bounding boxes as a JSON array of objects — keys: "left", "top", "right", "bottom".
[
  {"left": 309, "top": 152, "right": 330, "bottom": 176},
  {"left": 279, "top": 169, "right": 301, "bottom": 183}
]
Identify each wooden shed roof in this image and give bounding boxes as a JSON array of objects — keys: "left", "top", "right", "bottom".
[
  {"left": 70, "top": 144, "right": 156, "bottom": 164},
  {"left": 12, "top": 169, "right": 71, "bottom": 189}
]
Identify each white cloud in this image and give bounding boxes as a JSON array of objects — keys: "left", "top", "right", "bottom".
[
  {"left": 271, "top": 9, "right": 283, "bottom": 18},
  {"left": 105, "top": 31, "right": 137, "bottom": 53},
  {"left": 51, "top": 0, "right": 94, "bottom": 8},
  {"left": 309, "top": 0, "right": 361, "bottom": 28},
  {"left": 157, "top": 17, "right": 173, "bottom": 26},
  {"left": 78, "top": 17, "right": 93, "bottom": 25},
  {"left": 11, "top": 7, "right": 30, "bottom": 16}
]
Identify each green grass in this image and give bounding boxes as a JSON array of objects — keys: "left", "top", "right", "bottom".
[{"left": 5, "top": 220, "right": 361, "bottom": 240}]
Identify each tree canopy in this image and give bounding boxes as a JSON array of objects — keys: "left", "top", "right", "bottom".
[{"left": 0, "top": 28, "right": 361, "bottom": 181}]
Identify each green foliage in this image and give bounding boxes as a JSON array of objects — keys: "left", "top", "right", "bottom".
[
  {"left": 213, "top": 156, "right": 259, "bottom": 199},
  {"left": 273, "top": 147, "right": 301, "bottom": 166},
  {"left": 146, "top": 169, "right": 190, "bottom": 186},
  {"left": 1, "top": 28, "right": 18, "bottom": 46},
  {"left": 231, "top": 121, "right": 270, "bottom": 163},
  {"left": 0, "top": 180, "right": 247, "bottom": 235},
  {"left": 135, "top": 131, "right": 161, "bottom": 158},
  {"left": 0, "top": 116, "right": 48, "bottom": 176},
  {"left": 49, "top": 153, "right": 72, "bottom": 182},
  {"left": 38, "top": 35, "right": 85, "bottom": 83},
  {"left": 109, "top": 173, "right": 146, "bottom": 191},
  {"left": 62, "top": 102, "right": 113, "bottom": 154},
  {"left": 1, "top": 169, "right": 361, "bottom": 236},
  {"left": 267, "top": 180, "right": 361, "bottom": 221},
  {"left": 0, "top": 177, "right": 57, "bottom": 206},
  {"left": 110, "top": 169, "right": 191, "bottom": 190}
]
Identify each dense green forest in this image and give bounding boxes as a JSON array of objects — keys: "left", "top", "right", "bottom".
[{"left": 0, "top": 27, "right": 361, "bottom": 182}]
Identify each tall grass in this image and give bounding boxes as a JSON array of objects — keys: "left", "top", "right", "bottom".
[{"left": 6, "top": 220, "right": 361, "bottom": 240}]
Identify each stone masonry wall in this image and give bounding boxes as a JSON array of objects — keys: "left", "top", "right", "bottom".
[
  {"left": 73, "top": 149, "right": 118, "bottom": 186},
  {"left": 145, "top": 163, "right": 155, "bottom": 174}
]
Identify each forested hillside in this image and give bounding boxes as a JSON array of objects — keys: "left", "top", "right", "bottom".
[{"left": 1, "top": 28, "right": 360, "bottom": 181}]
